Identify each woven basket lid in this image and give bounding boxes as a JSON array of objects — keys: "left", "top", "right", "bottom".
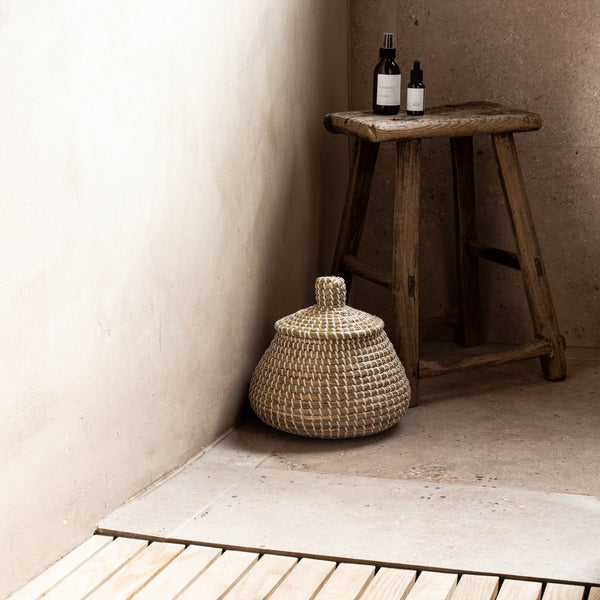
[{"left": 275, "top": 276, "right": 383, "bottom": 340}]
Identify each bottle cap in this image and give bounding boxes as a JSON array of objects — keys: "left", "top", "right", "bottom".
[
  {"left": 410, "top": 60, "right": 423, "bottom": 84},
  {"left": 379, "top": 33, "right": 396, "bottom": 58}
]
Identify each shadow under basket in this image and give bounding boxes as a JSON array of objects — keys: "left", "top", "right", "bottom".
[{"left": 249, "top": 276, "right": 411, "bottom": 439}]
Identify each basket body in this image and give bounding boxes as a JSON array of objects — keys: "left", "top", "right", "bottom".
[{"left": 249, "top": 277, "right": 411, "bottom": 438}]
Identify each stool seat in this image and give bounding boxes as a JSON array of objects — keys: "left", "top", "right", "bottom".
[
  {"left": 325, "top": 101, "right": 566, "bottom": 405},
  {"left": 324, "top": 101, "right": 541, "bottom": 141}
]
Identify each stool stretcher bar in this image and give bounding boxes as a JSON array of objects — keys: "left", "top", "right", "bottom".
[
  {"left": 419, "top": 339, "right": 554, "bottom": 378},
  {"left": 467, "top": 241, "right": 521, "bottom": 270}
]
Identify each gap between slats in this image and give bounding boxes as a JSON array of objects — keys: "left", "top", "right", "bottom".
[{"left": 9, "top": 537, "right": 598, "bottom": 600}]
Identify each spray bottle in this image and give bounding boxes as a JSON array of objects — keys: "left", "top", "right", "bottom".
[{"left": 372, "top": 33, "right": 401, "bottom": 115}]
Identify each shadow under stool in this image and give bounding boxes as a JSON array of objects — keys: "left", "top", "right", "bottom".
[{"left": 324, "top": 101, "right": 566, "bottom": 405}]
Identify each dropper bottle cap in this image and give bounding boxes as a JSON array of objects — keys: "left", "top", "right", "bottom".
[
  {"left": 379, "top": 33, "right": 396, "bottom": 58},
  {"left": 410, "top": 60, "right": 423, "bottom": 84}
]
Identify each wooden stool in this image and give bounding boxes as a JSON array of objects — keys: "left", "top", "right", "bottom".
[{"left": 324, "top": 101, "right": 566, "bottom": 405}]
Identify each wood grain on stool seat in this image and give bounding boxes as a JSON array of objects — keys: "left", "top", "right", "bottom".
[{"left": 324, "top": 101, "right": 542, "bottom": 142}]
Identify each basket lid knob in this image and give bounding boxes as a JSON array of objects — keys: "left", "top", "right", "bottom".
[{"left": 315, "top": 276, "right": 346, "bottom": 309}]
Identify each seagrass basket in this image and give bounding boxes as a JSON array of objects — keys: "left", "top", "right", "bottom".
[{"left": 249, "top": 276, "right": 410, "bottom": 438}]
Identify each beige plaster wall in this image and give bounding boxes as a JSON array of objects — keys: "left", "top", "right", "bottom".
[
  {"left": 347, "top": 0, "right": 600, "bottom": 346},
  {"left": 0, "top": 1, "right": 347, "bottom": 596}
]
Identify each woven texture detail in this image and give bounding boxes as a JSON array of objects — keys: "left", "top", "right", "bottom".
[
  {"left": 275, "top": 276, "right": 383, "bottom": 340},
  {"left": 250, "top": 277, "right": 411, "bottom": 439}
]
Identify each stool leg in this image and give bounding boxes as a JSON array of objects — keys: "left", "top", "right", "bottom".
[
  {"left": 451, "top": 136, "right": 481, "bottom": 347},
  {"left": 331, "top": 137, "right": 380, "bottom": 292},
  {"left": 392, "top": 139, "right": 421, "bottom": 405},
  {"left": 492, "top": 132, "right": 567, "bottom": 380}
]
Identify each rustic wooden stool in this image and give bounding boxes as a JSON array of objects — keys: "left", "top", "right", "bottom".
[{"left": 324, "top": 101, "right": 566, "bottom": 405}]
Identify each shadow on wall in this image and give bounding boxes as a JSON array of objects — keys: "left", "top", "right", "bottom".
[
  {"left": 0, "top": 1, "right": 349, "bottom": 597},
  {"left": 237, "top": 0, "right": 350, "bottom": 414}
]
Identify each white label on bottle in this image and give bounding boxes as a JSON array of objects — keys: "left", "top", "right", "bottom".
[
  {"left": 376, "top": 74, "right": 401, "bottom": 106},
  {"left": 407, "top": 87, "right": 425, "bottom": 112}
]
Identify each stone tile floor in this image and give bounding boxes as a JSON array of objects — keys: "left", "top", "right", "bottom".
[{"left": 99, "top": 345, "right": 600, "bottom": 584}]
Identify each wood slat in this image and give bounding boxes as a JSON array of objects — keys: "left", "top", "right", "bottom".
[
  {"left": 588, "top": 588, "right": 600, "bottom": 600},
  {"left": 406, "top": 571, "right": 458, "bottom": 600},
  {"left": 359, "top": 567, "right": 416, "bottom": 600},
  {"left": 85, "top": 541, "right": 184, "bottom": 599},
  {"left": 452, "top": 574, "right": 499, "bottom": 600},
  {"left": 314, "top": 562, "right": 375, "bottom": 600},
  {"left": 12, "top": 537, "right": 598, "bottom": 600},
  {"left": 541, "top": 583, "right": 585, "bottom": 600},
  {"left": 419, "top": 339, "right": 552, "bottom": 378},
  {"left": 496, "top": 579, "right": 542, "bottom": 600},
  {"left": 8, "top": 535, "right": 113, "bottom": 600},
  {"left": 323, "top": 103, "right": 542, "bottom": 142},
  {"left": 268, "top": 557, "right": 337, "bottom": 600},
  {"left": 176, "top": 549, "right": 259, "bottom": 600},
  {"left": 223, "top": 553, "right": 297, "bottom": 599},
  {"left": 40, "top": 537, "right": 148, "bottom": 600},
  {"left": 132, "top": 544, "right": 221, "bottom": 599}
]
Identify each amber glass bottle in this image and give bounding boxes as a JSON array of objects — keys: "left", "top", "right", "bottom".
[{"left": 372, "top": 33, "right": 401, "bottom": 115}]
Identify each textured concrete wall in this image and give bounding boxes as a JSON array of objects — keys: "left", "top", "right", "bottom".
[
  {"left": 0, "top": 1, "right": 347, "bottom": 596},
  {"left": 346, "top": 0, "right": 599, "bottom": 346}
]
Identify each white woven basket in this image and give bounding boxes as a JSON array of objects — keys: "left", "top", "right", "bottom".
[{"left": 249, "top": 276, "right": 410, "bottom": 438}]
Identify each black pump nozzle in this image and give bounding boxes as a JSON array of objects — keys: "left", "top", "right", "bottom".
[
  {"left": 410, "top": 60, "right": 423, "bottom": 84},
  {"left": 379, "top": 33, "right": 396, "bottom": 58}
]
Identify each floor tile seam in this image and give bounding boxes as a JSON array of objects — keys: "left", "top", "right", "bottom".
[
  {"left": 252, "top": 447, "right": 280, "bottom": 470},
  {"left": 103, "top": 426, "right": 238, "bottom": 518},
  {"left": 97, "top": 454, "right": 277, "bottom": 532},
  {"left": 165, "top": 467, "right": 262, "bottom": 539},
  {"left": 249, "top": 465, "right": 600, "bottom": 503},
  {"left": 254, "top": 463, "right": 600, "bottom": 493}
]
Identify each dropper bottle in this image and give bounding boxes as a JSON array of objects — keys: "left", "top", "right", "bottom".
[
  {"left": 372, "top": 33, "right": 401, "bottom": 115},
  {"left": 406, "top": 60, "right": 425, "bottom": 116}
]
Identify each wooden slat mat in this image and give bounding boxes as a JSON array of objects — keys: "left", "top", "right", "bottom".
[{"left": 9, "top": 535, "right": 597, "bottom": 600}]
